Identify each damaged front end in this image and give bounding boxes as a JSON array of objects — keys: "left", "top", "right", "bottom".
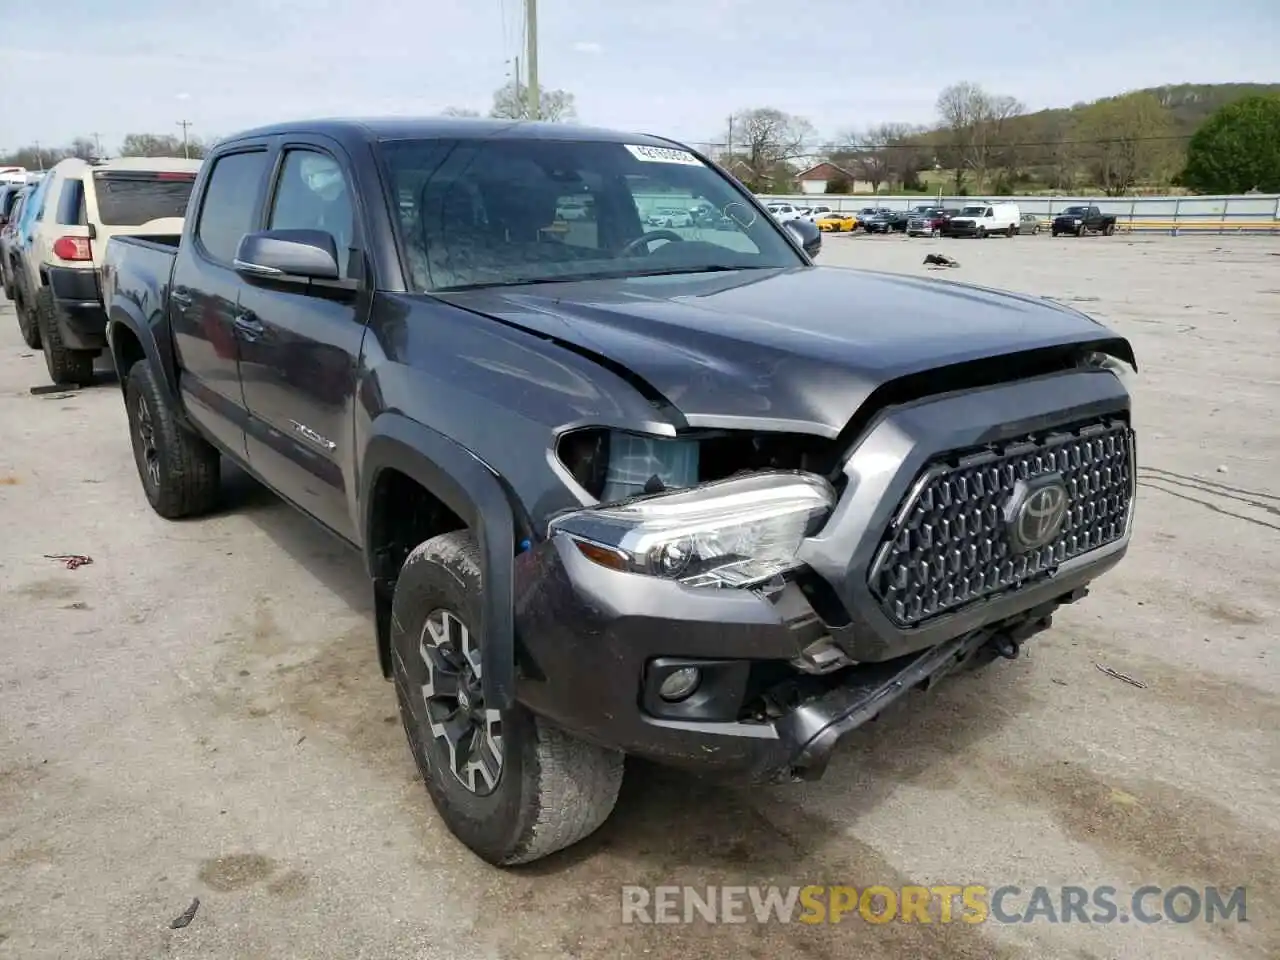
[{"left": 512, "top": 343, "right": 1134, "bottom": 782}]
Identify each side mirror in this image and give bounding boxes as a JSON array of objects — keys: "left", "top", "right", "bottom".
[
  {"left": 784, "top": 218, "right": 822, "bottom": 259},
  {"left": 234, "top": 229, "right": 340, "bottom": 281}
]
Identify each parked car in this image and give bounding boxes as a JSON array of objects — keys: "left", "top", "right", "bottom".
[
  {"left": 946, "top": 201, "right": 1021, "bottom": 238},
  {"left": 103, "top": 116, "right": 1136, "bottom": 868},
  {"left": 11, "top": 155, "right": 201, "bottom": 384},
  {"left": 0, "top": 184, "right": 32, "bottom": 299},
  {"left": 1017, "top": 213, "right": 1043, "bottom": 235},
  {"left": 799, "top": 205, "right": 833, "bottom": 222},
  {"left": 906, "top": 207, "right": 948, "bottom": 237},
  {"left": 764, "top": 201, "right": 801, "bottom": 222},
  {"left": 5, "top": 174, "right": 56, "bottom": 348},
  {"left": 863, "top": 209, "right": 908, "bottom": 234},
  {"left": 815, "top": 211, "right": 856, "bottom": 232},
  {"left": 647, "top": 207, "right": 693, "bottom": 228},
  {"left": 1052, "top": 205, "right": 1117, "bottom": 237}
]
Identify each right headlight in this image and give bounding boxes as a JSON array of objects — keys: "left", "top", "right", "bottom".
[{"left": 548, "top": 470, "right": 836, "bottom": 589}]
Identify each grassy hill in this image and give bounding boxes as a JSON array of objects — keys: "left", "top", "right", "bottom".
[{"left": 859, "top": 82, "right": 1280, "bottom": 195}]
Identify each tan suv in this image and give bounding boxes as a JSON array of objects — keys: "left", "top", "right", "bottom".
[{"left": 15, "top": 156, "right": 201, "bottom": 385}]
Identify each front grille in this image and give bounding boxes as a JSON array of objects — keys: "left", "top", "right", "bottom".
[
  {"left": 907, "top": 219, "right": 925, "bottom": 230},
  {"left": 868, "top": 419, "right": 1134, "bottom": 627}
]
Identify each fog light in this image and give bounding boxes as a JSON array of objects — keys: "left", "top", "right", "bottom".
[{"left": 658, "top": 667, "right": 701, "bottom": 702}]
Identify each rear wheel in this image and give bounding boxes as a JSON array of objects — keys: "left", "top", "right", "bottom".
[
  {"left": 125, "top": 359, "right": 222, "bottom": 518},
  {"left": 36, "top": 288, "right": 94, "bottom": 385},
  {"left": 393, "top": 531, "right": 624, "bottom": 866}
]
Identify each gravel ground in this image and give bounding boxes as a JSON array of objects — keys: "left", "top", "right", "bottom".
[{"left": 1, "top": 232, "right": 1277, "bottom": 960}]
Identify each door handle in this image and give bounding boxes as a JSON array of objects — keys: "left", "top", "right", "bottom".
[{"left": 233, "top": 313, "right": 265, "bottom": 341}]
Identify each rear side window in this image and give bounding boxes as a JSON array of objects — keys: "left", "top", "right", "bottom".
[
  {"left": 56, "top": 178, "right": 86, "bottom": 225},
  {"left": 92, "top": 171, "right": 196, "bottom": 226},
  {"left": 0, "top": 188, "right": 16, "bottom": 219},
  {"left": 195, "top": 151, "right": 269, "bottom": 263}
]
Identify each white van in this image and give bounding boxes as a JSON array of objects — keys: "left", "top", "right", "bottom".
[{"left": 947, "top": 201, "right": 1020, "bottom": 238}]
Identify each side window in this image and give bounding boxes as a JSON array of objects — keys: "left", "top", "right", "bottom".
[
  {"left": 56, "top": 178, "right": 86, "bottom": 225},
  {"left": 195, "top": 150, "right": 269, "bottom": 264},
  {"left": 268, "top": 150, "right": 355, "bottom": 277}
]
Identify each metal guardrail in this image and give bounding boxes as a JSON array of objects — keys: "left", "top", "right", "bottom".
[{"left": 757, "top": 193, "right": 1280, "bottom": 235}]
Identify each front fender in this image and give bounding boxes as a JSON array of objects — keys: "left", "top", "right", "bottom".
[{"left": 361, "top": 414, "right": 518, "bottom": 710}]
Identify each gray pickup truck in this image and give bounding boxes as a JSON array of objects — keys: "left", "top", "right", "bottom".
[{"left": 100, "top": 117, "right": 1138, "bottom": 866}]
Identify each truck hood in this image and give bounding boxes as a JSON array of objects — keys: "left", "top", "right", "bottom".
[{"left": 434, "top": 266, "right": 1130, "bottom": 438}]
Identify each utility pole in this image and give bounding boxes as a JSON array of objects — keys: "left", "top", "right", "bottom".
[
  {"left": 177, "top": 120, "right": 192, "bottom": 159},
  {"left": 34, "top": 140, "right": 43, "bottom": 172},
  {"left": 91, "top": 132, "right": 103, "bottom": 157},
  {"left": 727, "top": 115, "right": 734, "bottom": 162},
  {"left": 525, "top": 0, "right": 539, "bottom": 120}
]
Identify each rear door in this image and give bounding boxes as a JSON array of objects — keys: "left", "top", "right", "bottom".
[
  {"left": 236, "top": 138, "right": 369, "bottom": 543},
  {"left": 169, "top": 146, "right": 272, "bottom": 457}
]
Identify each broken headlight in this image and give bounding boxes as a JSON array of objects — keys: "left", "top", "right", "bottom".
[{"left": 548, "top": 470, "right": 836, "bottom": 589}]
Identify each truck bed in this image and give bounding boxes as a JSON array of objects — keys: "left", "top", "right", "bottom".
[{"left": 101, "top": 234, "right": 180, "bottom": 322}]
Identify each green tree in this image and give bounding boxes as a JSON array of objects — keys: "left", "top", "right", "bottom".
[
  {"left": 1074, "top": 92, "right": 1176, "bottom": 195},
  {"left": 1179, "top": 94, "right": 1280, "bottom": 194}
]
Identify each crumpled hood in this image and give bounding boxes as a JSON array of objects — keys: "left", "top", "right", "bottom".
[{"left": 434, "top": 266, "right": 1131, "bottom": 437}]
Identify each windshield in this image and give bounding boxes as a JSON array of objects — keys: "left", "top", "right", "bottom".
[
  {"left": 960, "top": 206, "right": 986, "bottom": 215},
  {"left": 1062, "top": 206, "right": 1088, "bottom": 215},
  {"left": 380, "top": 138, "right": 802, "bottom": 291}
]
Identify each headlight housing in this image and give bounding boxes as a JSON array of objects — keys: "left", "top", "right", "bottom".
[{"left": 548, "top": 470, "right": 836, "bottom": 589}]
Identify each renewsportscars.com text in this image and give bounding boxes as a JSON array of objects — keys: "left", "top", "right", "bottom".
[{"left": 620, "top": 884, "right": 1247, "bottom": 925}]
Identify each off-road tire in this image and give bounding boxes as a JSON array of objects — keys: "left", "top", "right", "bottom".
[
  {"left": 392, "top": 531, "right": 624, "bottom": 866},
  {"left": 124, "top": 359, "right": 221, "bottom": 518},
  {"left": 35, "top": 288, "right": 94, "bottom": 385},
  {"left": 11, "top": 277, "right": 41, "bottom": 349},
  {"left": 1103, "top": 223, "right": 1115, "bottom": 237},
  {"left": 1076, "top": 224, "right": 1086, "bottom": 237}
]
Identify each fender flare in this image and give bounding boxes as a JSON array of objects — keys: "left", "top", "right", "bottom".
[
  {"left": 361, "top": 414, "right": 518, "bottom": 710},
  {"left": 105, "top": 302, "right": 181, "bottom": 408}
]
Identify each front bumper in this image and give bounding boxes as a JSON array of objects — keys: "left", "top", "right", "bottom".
[
  {"left": 46, "top": 266, "right": 106, "bottom": 350},
  {"left": 515, "top": 367, "right": 1133, "bottom": 780}
]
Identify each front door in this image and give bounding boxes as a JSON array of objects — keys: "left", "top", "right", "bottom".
[{"left": 237, "top": 143, "right": 367, "bottom": 544}]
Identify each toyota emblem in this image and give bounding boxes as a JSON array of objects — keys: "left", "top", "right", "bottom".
[{"left": 1005, "top": 475, "right": 1069, "bottom": 552}]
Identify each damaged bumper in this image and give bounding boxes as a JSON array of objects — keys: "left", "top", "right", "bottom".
[{"left": 514, "top": 367, "right": 1134, "bottom": 782}]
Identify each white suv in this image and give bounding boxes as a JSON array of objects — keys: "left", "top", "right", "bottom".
[
  {"left": 14, "top": 155, "right": 201, "bottom": 385},
  {"left": 765, "top": 202, "right": 801, "bottom": 222}
]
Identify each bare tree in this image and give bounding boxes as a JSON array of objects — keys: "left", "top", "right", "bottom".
[
  {"left": 936, "top": 81, "right": 1024, "bottom": 192},
  {"left": 724, "top": 108, "right": 815, "bottom": 191},
  {"left": 489, "top": 81, "right": 577, "bottom": 122},
  {"left": 442, "top": 106, "right": 481, "bottom": 118},
  {"left": 1074, "top": 92, "right": 1176, "bottom": 195},
  {"left": 118, "top": 132, "right": 206, "bottom": 158},
  {"left": 66, "top": 138, "right": 98, "bottom": 161}
]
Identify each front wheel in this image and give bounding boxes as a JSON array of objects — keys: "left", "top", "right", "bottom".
[
  {"left": 977, "top": 226, "right": 987, "bottom": 239},
  {"left": 393, "top": 531, "right": 624, "bottom": 866},
  {"left": 1103, "top": 223, "right": 1115, "bottom": 236},
  {"left": 12, "top": 279, "right": 41, "bottom": 349},
  {"left": 1076, "top": 224, "right": 1086, "bottom": 237}
]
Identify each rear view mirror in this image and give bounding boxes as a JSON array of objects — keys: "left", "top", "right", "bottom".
[
  {"left": 784, "top": 218, "right": 822, "bottom": 259},
  {"left": 234, "top": 229, "right": 340, "bottom": 281}
]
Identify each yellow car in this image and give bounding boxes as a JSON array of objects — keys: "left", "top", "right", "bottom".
[{"left": 816, "top": 212, "right": 857, "bottom": 233}]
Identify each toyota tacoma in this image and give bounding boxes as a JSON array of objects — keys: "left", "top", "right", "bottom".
[{"left": 101, "top": 118, "right": 1137, "bottom": 867}]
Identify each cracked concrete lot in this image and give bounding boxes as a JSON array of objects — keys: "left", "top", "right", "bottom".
[{"left": 1, "top": 232, "right": 1277, "bottom": 959}]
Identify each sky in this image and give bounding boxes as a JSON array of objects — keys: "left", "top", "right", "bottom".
[{"left": 1, "top": 0, "right": 1277, "bottom": 153}]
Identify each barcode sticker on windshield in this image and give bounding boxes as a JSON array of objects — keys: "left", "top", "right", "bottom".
[{"left": 624, "top": 144, "right": 703, "bottom": 165}]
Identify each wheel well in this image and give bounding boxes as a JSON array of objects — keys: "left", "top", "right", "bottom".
[
  {"left": 109, "top": 323, "right": 146, "bottom": 393},
  {"left": 368, "top": 468, "right": 468, "bottom": 677}
]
